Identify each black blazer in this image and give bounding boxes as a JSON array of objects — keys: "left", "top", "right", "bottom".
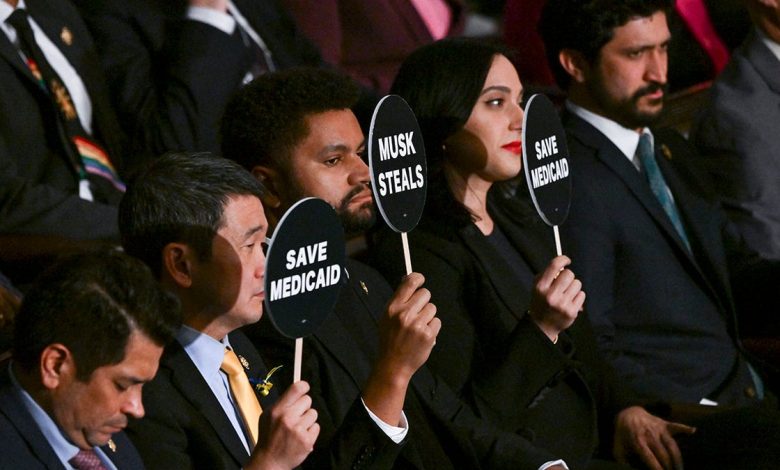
[
  {"left": 371, "top": 187, "right": 639, "bottom": 469},
  {"left": 0, "top": 363, "right": 144, "bottom": 469},
  {"left": 250, "top": 259, "right": 573, "bottom": 470},
  {"left": 75, "top": 0, "right": 324, "bottom": 157},
  {"left": 0, "top": 0, "right": 123, "bottom": 241},
  {"left": 125, "top": 330, "right": 277, "bottom": 470},
  {"left": 560, "top": 111, "right": 759, "bottom": 406}
]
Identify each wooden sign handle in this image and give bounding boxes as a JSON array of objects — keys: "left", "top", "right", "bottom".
[
  {"left": 293, "top": 337, "right": 303, "bottom": 382},
  {"left": 401, "top": 232, "right": 413, "bottom": 275}
]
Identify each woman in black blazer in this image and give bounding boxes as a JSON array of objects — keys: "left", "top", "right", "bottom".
[{"left": 371, "top": 38, "right": 694, "bottom": 470}]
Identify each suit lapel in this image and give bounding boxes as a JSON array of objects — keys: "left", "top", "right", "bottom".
[
  {"left": 565, "top": 113, "right": 697, "bottom": 261},
  {"left": 163, "top": 342, "right": 250, "bottom": 465},
  {"left": 0, "top": 369, "right": 67, "bottom": 469},
  {"left": 312, "top": 270, "right": 376, "bottom": 389},
  {"left": 745, "top": 30, "right": 780, "bottom": 96}
]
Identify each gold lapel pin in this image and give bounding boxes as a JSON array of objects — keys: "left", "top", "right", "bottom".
[
  {"left": 359, "top": 281, "right": 368, "bottom": 295},
  {"left": 661, "top": 144, "right": 672, "bottom": 160},
  {"left": 252, "top": 365, "right": 283, "bottom": 397},
  {"left": 107, "top": 439, "right": 116, "bottom": 453},
  {"left": 238, "top": 354, "right": 250, "bottom": 370},
  {"left": 60, "top": 26, "right": 72, "bottom": 46}
]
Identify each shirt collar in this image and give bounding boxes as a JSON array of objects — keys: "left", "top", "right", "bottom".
[
  {"left": 177, "top": 325, "right": 232, "bottom": 378},
  {"left": 566, "top": 100, "right": 653, "bottom": 170},
  {"left": 8, "top": 362, "right": 84, "bottom": 465}
]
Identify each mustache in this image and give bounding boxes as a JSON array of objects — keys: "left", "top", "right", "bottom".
[
  {"left": 338, "top": 183, "right": 371, "bottom": 209},
  {"left": 633, "top": 82, "right": 667, "bottom": 100}
]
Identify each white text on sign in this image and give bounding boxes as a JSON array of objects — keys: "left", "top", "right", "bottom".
[
  {"left": 379, "top": 132, "right": 416, "bottom": 160},
  {"left": 270, "top": 241, "right": 341, "bottom": 301},
  {"left": 535, "top": 136, "right": 558, "bottom": 160},
  {"left": 531, "top": 135, "right": 569, "bottom": 189},
  {"left": 376, "top": 131, "right": 424, "bottom": 196}
]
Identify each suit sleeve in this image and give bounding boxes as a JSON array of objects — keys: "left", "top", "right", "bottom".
[
  {"left": 0, "top": 154, "right": 118, "bottom": 240},
  {"left": 78, "top": 0, "right": 252, "bottom": 156}
]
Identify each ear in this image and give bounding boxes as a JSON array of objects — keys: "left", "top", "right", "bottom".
[
  {"left": 251, "top": 165, "right": 282, "bottom": 210},
  {"left": 161, "top": 242, "right": 194, "bottom": 289},
  {"left": 559, "top": 49, "right": 589, "bottom": 84},
  {"left": 39, "top": 344, "right": 74, "bottom": 390}
]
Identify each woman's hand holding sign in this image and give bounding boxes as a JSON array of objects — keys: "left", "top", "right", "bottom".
[{"left": 528, "top": 255, "right": 586, "bottom": 343}]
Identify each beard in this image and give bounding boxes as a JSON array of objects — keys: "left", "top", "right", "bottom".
[
  {"left": 334, "top": 184, "right": 376, "bottom": 235},
  {"left": 589, "top": 76, "right": 667, "bottom": 129},
  {"left": 282, "top": 178, "right": 376, "bottom": 235}
]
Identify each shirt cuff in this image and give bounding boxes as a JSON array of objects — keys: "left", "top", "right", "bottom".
[
  {"left": 360, "top": 398, "right": 409, "bottom": 444},
  {"left": 186, "top": 6, "right": 236, "bottom": 34},
  {"left": 539, "top": 459, "right": 569, "bottom": 470}
]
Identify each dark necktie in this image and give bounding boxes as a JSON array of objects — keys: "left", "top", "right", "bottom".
[
  {"left": 5, "top": 9, "right": 125, "bottom": 198},
  {"left": 637, "top": 134, "right": 692, "bottom": 253},
  {"left": 235, "top": 21, "right": 273, "bottom": 80},
  {"left": 69, "top": 449, "right": 107, "bottom": 470}
]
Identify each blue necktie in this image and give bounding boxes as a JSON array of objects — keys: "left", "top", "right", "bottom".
[{"left": 637, "top": 134, "right": 692, "bottom": 253}]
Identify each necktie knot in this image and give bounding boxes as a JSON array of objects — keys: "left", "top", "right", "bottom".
[
  {"left": 220, "top": 348, "right": 245, "bottom": 377},
  {"left": 6, "top": 8, "right": 34, "bottom": 45},
  {"left": 69, "top": 449, "right": 106, "bottom": 470}
]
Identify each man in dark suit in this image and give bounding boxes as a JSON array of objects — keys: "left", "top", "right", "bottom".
[
  {"left": 690, "top": 0, "right": 780, "bottom": 264},
  {"left": 119, "top": 153, "right": 320, "bottom": 470},
  {"left": 538, "top": 0, "right": 776, "bottom": 407},
  {"left": 221, "top": 67, "right": 692, "bottom": 470},
  {"left": 0, "top": 0, "right": 126, "bottom": 283},
  {"left": 74, "top": 0, "right": 325, "bottom": 157},
  {"left": 0, "top": 249, "right": 181, "bottom": 469}
]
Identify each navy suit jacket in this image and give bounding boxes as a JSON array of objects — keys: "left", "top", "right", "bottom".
[
  {"left": 125, "top": 330, "right": 277, "bottom": 470},
  {"left": 0, "top": 0, "right": 123, "bottom": 243},
  {"left": 76, "top": 0, "right": 324, "bottom": 158},
  {"left": 0, "top": 363, "right": 144, "bottom": 469},
  {"left": 560, "top": 111, "right": 759, "bottom": 406}
]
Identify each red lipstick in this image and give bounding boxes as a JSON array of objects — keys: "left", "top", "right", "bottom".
[{"left": 502, "top": 141, "right": 522, "bottom": 155}]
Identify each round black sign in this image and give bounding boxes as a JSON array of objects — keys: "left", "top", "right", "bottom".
[
  {"left": 522, "top": 94, "right": 572, "bottom": 227},
  {"left": 264, "top": 198, "right": 346, "bottom": 338},
  {"left": 368, "top": 94, "right": 427, "bottom": 233}
]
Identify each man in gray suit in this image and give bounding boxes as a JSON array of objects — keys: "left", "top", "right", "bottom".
[{"left": 691, "top": 0, "right": 780, "bottom": 262}]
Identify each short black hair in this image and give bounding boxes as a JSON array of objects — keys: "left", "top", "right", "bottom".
[
  {"left": 539, "top": 0, "right": 672, "bottom": 89},
  {"left": 221, "top": 67, "right": 360, "bottom": 173},
  {"left": 119, "top": 152, "right": 265, "bottom": 277},
  {"left": 13, "top": 250, "right": 181, "bottom": 380},
  {"left": 391, "top": 38, "right": 511, "bottom": 227}
]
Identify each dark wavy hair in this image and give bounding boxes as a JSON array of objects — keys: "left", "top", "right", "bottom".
[
  {"left": 539, "top": 0, "right": 672, "bottom": 89},
  {"left": 13, "top": 250, "right": 181, "bottom": 381},
  {"left": 391, "top": 38, "right": 513, "bottom": 228},
  {"left": 221, "top": 67, "right": 360, "bottom": 174}
]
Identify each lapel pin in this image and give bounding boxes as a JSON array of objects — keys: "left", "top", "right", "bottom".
[
  {"left": 107, "top": 439, "right": 116, "bottom": 453},
  {"left": 250, "top": 365, "right": 283, "bottom": 397},
  {"left": 238, "top": 354, "right": 250, "bottom": 370},
  {"left": 60, "top": 26, "right": 72, "bottom": 46},
  {"left": 359, "top": 281, "right": 368, "bottom": 295},
  {"left": 661, "top": 144, "right": 672, "bottom": 160}
]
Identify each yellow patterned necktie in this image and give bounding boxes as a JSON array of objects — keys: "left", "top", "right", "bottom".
[{"left": 221, "top": 348, "right": 262, "bottom": 446}]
